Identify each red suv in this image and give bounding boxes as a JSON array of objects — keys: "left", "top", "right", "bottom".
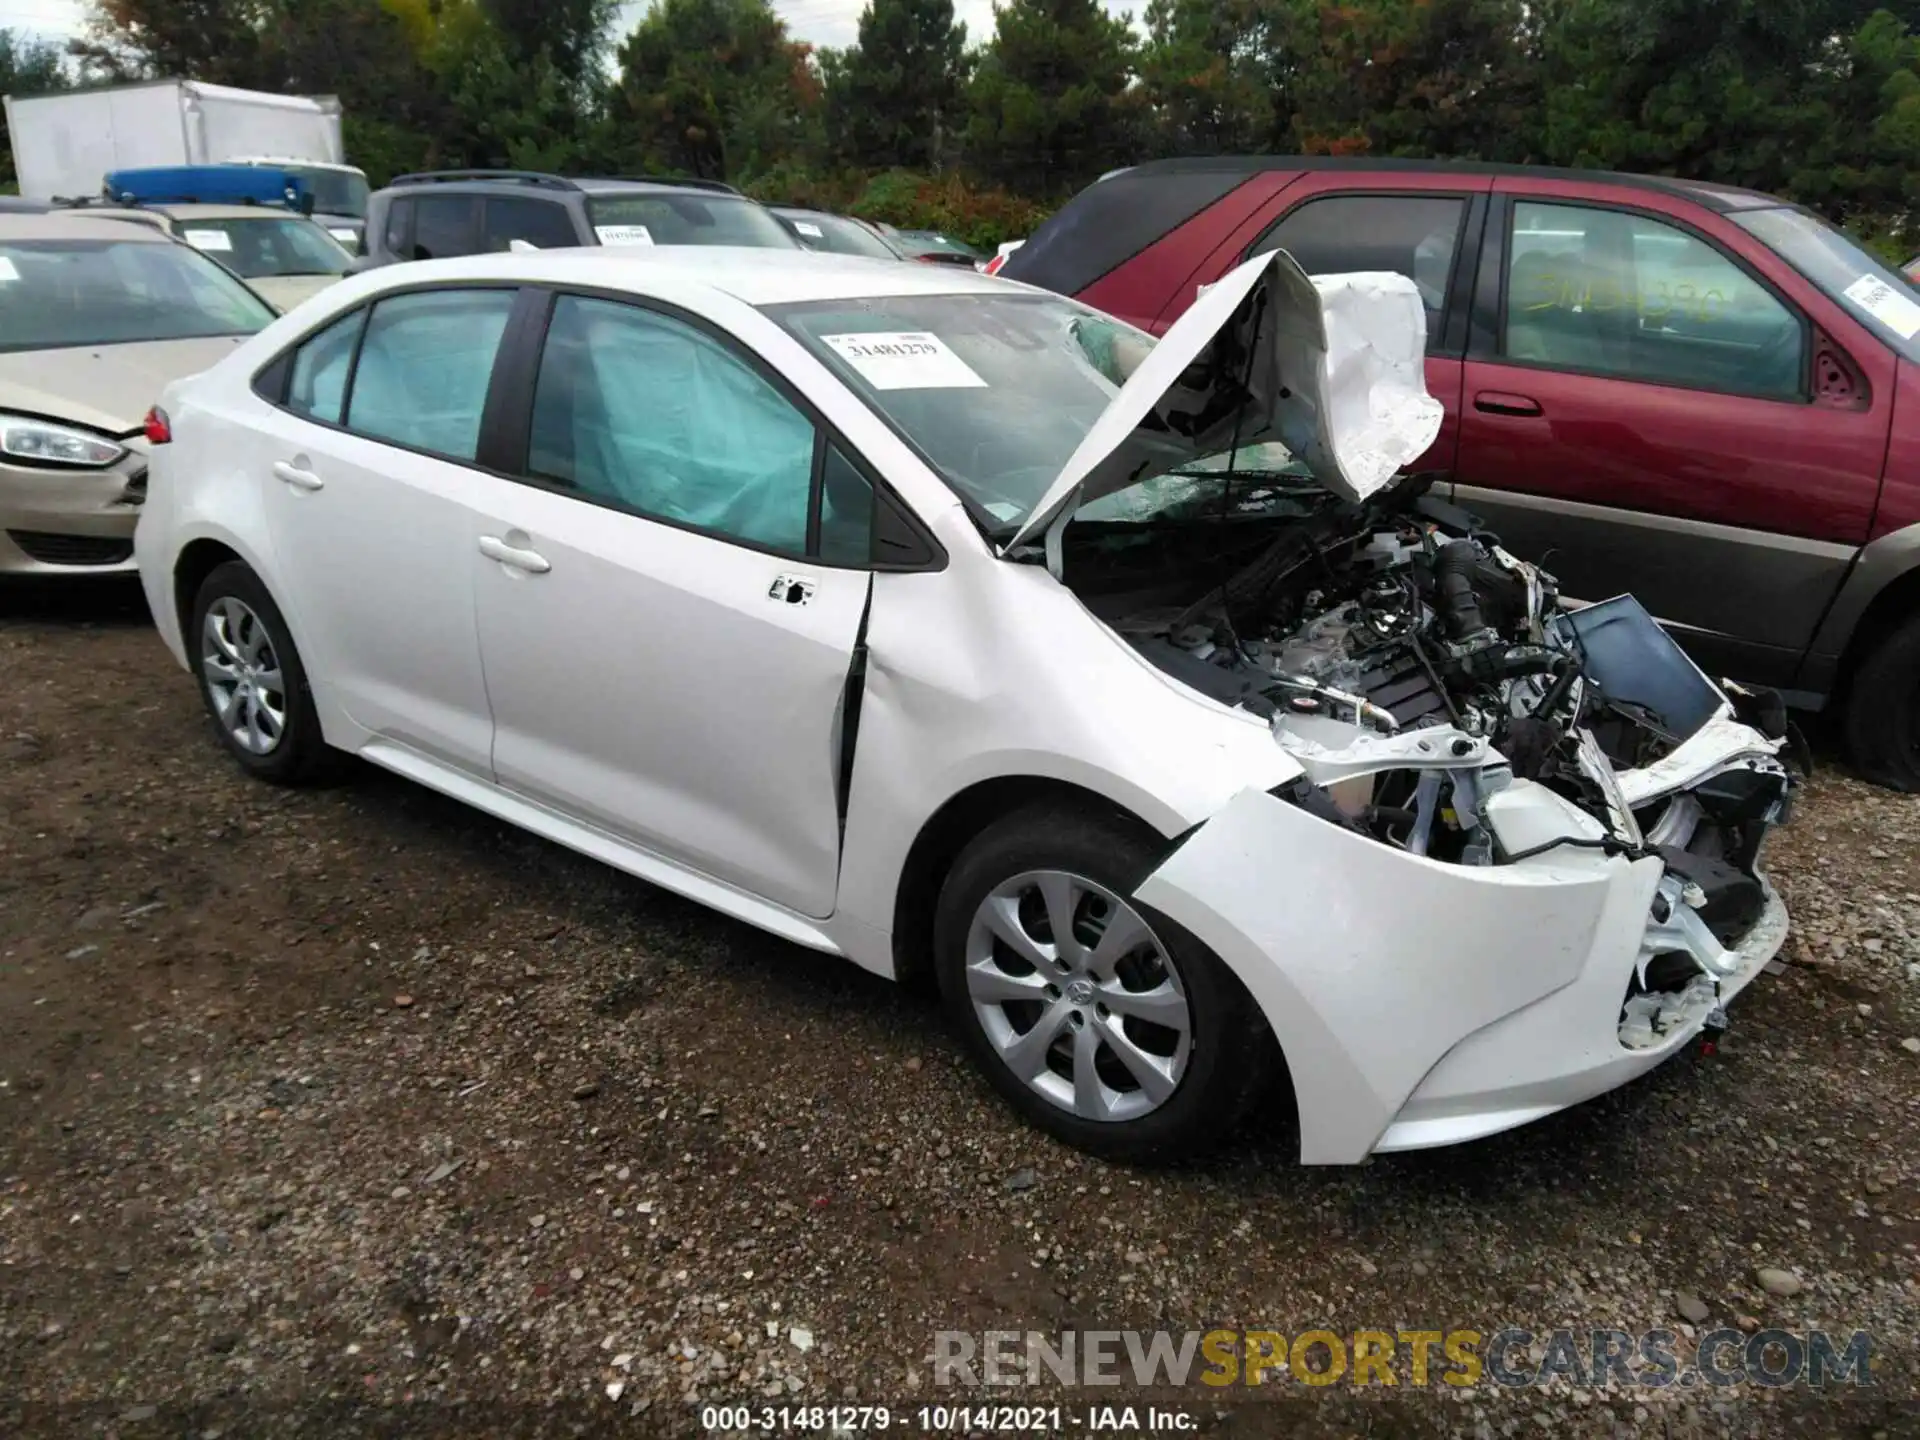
[{"left": 1001, "top": 158, "right": 1920, "bottom": 788}]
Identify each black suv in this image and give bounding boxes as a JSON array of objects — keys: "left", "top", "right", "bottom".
[{"left": 357, "top": 171, "right": 801, "bottom": 266}]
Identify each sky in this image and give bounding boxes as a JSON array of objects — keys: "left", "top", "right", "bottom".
[{"left": 2, "top": 0, "right": 1138, "bottom": 54}]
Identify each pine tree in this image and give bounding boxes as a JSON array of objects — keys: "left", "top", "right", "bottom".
[
  {"left": 965, "top": 0, "right": 1139, "bottom": 197},
  {"left": 825, "top": 0, "right": 970, "bottom": 171}
]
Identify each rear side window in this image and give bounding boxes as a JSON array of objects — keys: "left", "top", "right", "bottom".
[
  {"left": 1001, "top": 165, "right": 1250, "bottom": 296},
  {"left": 345, "top": 289, "right": 515, "bottom": 460},
  {"left": 287, "top": 307, "right": 365, "bottom": 424},
  {"left": 1504, "top": 200, "right": 1805, "bottom": 399},
  {"left": 481, "top": 197, "right": 579, "bottom": 252},
  {"left": 1250, "top": 194, "right": 1466, "bottom": 340},
  {"left": 410, "top": 194, "right": 477, "bottom": 260}
]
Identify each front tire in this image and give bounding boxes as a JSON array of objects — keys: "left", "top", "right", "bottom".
[
  {"left": 933, "top": 802, "right": 1270, "bottom": 1162},
  {"left": 1844, "top": 614, "right": 1920, "bottom": 792},
  {"left": 190, "top": 561, "right": 336, "bottom": 785}
]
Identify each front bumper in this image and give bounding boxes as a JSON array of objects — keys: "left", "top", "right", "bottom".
[
  {"left": 0, "top": 448, "right": 147, "bottom": 576},
  {"left": 1136, "top": 770, "right": 1790, "bottom": 1164}
]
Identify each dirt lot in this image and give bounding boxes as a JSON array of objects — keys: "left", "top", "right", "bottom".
[{"left": 1, "top": 579, "right": 1917, "bottom": 1439}]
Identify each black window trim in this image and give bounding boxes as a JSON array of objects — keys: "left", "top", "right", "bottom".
[
  {"left": 1476, "top": 193, "right": 1817, "bottom": 405},
  {"left": 1240, "top": 187, "right": 1484, "bottom": 360},
  {"left": 482, "top": 282, "right": 947, "bottom": 573}
]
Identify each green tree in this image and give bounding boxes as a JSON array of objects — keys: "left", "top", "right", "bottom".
[
  {"left": 1137, "top": 0, "right": 1280, "bottom": 155},
  {"left": 2, "top": 28, "right": 73, "bottom": 189},
  {"left": 608, "top": 0, "right": 816, "bottom": 181},
  {"left": 824, "top": 0, "right": 970, "bottom": 170},
  {"left": 965, "top": 0, "right": 1139, "bottom": 197}
]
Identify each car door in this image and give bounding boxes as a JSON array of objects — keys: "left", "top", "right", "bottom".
[
  {"left": 1178, "top": 174, "right": 1493, "bottom": 478},
  {"left": 469, "top": 291, "right": 876, "bottom": 919},
  {"left": 250, "top": 285, "right": 518, "bottom": 773},
  {"left": 1454, "top": 182, "right": 1891, "bottom": 688}
]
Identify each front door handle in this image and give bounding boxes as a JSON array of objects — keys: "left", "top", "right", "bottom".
[
  {"left": 478, "top": 534, "right": 551, "bottom": 574},
  {"left": 272, "top": 459, "right": 324, "bottom": 491},
  {"left": 1474, "top": 391, "right": 1544, "bottom": 418}
]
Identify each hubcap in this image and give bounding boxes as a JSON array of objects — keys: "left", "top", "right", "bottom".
[
  {"left": 964, "top": 869, "right": 1191, "bottom": 1123},
  {"left": 200, "top": 596, "right": 288, "bottom": 756}
]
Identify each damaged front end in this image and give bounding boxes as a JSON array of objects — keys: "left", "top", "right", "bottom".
[{"left": 1017, "top": 250, "right": 1797, "bottom": 1156}]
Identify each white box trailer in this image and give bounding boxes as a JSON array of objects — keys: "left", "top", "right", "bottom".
[{"left": 4, "top": 79, "right": 349, "bottom": 200}]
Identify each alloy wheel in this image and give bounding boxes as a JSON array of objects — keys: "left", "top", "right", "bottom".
[
  {"left": 201, "top": 596, "right": 288, "bottom": 756},
  {"left": 963, "top": 869, "right": 1191, "bottom": 1122}
]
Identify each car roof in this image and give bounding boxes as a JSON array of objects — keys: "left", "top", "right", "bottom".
[
  {"left": 1112, "top": 155, "right": 1787, "bottom": 212},
  {"left": 1003, "top": 155, "right": 1795, "bottom": 297},
  {"left": 0, "top": 212, "right": 177, "bottom": 242},
  {"left": 344, "top": 246, "right": 1012, "bottom": 307}
]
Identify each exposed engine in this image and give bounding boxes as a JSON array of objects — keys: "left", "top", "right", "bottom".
[{"left": 1071, "top": 473, "right": 1797, "bottom": 886}]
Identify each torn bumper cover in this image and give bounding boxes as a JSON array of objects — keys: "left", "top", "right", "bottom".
[{"left": 1136, "top": 751, "right": 1790, "bottom": 1165}]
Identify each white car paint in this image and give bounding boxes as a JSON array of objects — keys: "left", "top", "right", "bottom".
[{"left": 134, "top": 246, "right": 1792, "bottom": 1162}]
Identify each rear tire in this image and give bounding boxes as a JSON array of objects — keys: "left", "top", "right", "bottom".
[
  {"left": 1844, "top": 614, "right": 1920, "bottom": 792},
  {"left": 189, "top": 561, "right": 338, "bottom": 786},
  {"left": 933, "top": 802, "right": 1271, "bottom": 1163}
]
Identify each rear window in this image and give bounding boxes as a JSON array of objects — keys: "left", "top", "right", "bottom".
[
  {"left": 0, "top": 238, "right": 277, "bottom": 352},
  {"left": 1000, "top": 165, "right": 1252, "bottom": 296},
  {"left": 176, "top": 216, "right": 353, "bottom": 279},
  {"left": 586, "top": 194, "right": 798, "bottom": 250}
]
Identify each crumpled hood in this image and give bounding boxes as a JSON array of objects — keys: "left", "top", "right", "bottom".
[
  {"left": 0, "top": 335, "right": 248, "bottom": 434},
  {"left": 1004, "top": 249, "right": 1444, "bottom": 553}
]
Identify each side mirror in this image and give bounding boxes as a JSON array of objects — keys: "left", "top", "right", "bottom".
[{"left": 300, "top": 194, "right": 315, "bottom": 217}]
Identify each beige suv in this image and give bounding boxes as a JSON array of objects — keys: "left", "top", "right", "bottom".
[{"left": 0, "top": 212, "right": 278, "bottom": 576}]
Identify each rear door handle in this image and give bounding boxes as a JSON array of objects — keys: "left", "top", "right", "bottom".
[
  {"left": 272, "top": 459, "right": 324, "bottom": 491},
  {"left": 1474, "top": 391, "right": 1544, "bottom": 418},
  {"left": 478, "top": 534, "right": 551, "bottom": 574}
]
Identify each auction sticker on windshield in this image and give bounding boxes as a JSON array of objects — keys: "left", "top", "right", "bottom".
[
  {"left": 0, "top": 257, "right": 18, "bottom": 283},
  {"left": 595, "top": 225, "right": 653, "bottom": 247},
  {"left": 183, "top": 229, "right": 233, "bottom": 252},
  {"left": 1844, "top": 274, "right": 1920, "bottom": 339},
  {"left": 821, "top": 331, "right": 987, "bottom": 390},
  {"left": 794, "top": 221, "right": 823, "bottom": 238}
]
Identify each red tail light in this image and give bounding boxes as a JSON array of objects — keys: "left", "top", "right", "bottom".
[
  {"left": 984, "top": 254, "right": 1006, "bottom": 276},
  {"left": 144, "top": 406, "right": 172, "bottom": 445}
]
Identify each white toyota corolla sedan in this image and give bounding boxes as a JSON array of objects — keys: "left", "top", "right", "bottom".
[{"left": 134, "top": 246, "right": 1797, "bottom": 1163}]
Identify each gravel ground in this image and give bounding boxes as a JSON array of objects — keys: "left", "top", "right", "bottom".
[{"left": 2, "top": 579, "right": 1917, "bottom": 1440}]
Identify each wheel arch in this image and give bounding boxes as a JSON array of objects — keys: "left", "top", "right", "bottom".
[
  {"left": 1832, "top": 560, "right": 1920, "bottom": 702},
  {"left": 888, "top": 775, "right": 1165, "bottom": 993},
  {"left": 172, "top": 536, "right": 248, "bottom": 655}
]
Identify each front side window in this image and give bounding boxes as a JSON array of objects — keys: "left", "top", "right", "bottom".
[
  {"left": 586, "top": 194, "right": 799, "bottom": 250},
  {"left": 0, "top": 238, "right": 276, "bottom": 353},
  {"left": 287, "top": 307, "right": 365, "bottom": 424},
  {"left": 410, "top": 195, "right": 476, "bottom": 261},
  {"left": 179, "top": 217, "right": 353, "bottom": 279},
  {"left": 1504, "top": 200, "right": 1805, "bottom": 398},
  {"left": 528, "top": 294, "right": 825, "bottom": 554},
  {"left": 345, "top": 289, "right": 515, "bottom": 460},
  {"left": 481, "top": 198, "right": 580, "bottom": 252},
  {"left": 1250, "top": 194, "right": 1465, "bottom": 338}
]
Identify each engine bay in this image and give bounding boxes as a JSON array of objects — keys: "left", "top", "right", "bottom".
[{"left": 1064, "top": 470, "right": 1797, "bottom": 896}]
